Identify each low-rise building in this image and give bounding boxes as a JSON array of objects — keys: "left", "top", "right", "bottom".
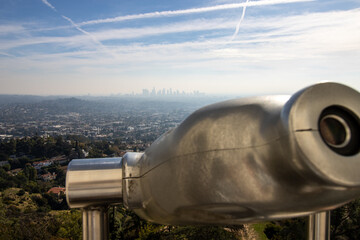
[
  {"left": 0, "top": 161, "right": 9, "bottom": 167},
  {"left": 41, "top": 172, "right": 57, "bottom": 181},
  {"left": 7, "top": 168, "right": 22, "bottom": 176},
  {"left": 50, "top": 155, "right": 68, "bottom": 165},
  {"left": 47, "top": 186, "right": 66, "bottom": 197},
  {"left": 33, "top": 160, "right": 52, "bottom": 170}
]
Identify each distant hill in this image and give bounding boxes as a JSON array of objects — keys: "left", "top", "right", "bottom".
[
  {"left": 0, "top": 94, "right": 230, "bottom": 117},
  {"left": 0, "top": 95, "right": 60, "bottom": 105}
]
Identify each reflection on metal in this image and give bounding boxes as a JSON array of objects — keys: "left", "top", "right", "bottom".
[
  {"left": 66, "top": 158, "right": 123, "bottom": 208},
  {"left": 66, "top": 158, "right": 122, "bottom": 240},
  {"left": 130, "top": 82, "right": 360, "bottom": 225},
  {"left": 122, "top": 153, "right": 144, "bottom": 209},
  {"left": 308, "top": 211, "right": 330, "bottom": 240},
  {"left": 66, "top": 82, "right": 360, "bottom": 239},
  {"left": 83, "top": 206, "right": 109, "bottom": 240}
]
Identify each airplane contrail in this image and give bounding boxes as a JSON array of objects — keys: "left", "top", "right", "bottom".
[
  {"left": 0, "top": 52, "right": 15, "bottom": 57},
  {"left": 231, "top": 0, "right": 250, "bottom": 41},
  {"left": 41, "top": 0, "right": 57, "bottom": 12},
  {"left": 78, "top": 0, "right": 314, "bottom": 26},
  {"left": 61, "top": 16, "right": 103, "bottom": 47},
  {"left": 40, "top": 0, "right": 116, "bottom": 58}
]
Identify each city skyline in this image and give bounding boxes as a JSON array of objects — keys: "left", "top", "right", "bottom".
[
  {"left": 141, "top": 87, "right": 203, "bottom": 96},
  {"left": 0, "top": 87, "right": 205, "bottom": 97},
  {"left": 0, "top": 0, "right": 359, "bottom": 95}
]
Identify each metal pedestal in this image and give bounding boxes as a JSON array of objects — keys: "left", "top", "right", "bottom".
[
  {"left": 308, "top": 211, "right": 330, "bottom": 240},
  {"left": 82, "top": 206, "right": 109, "bottom": 240}
]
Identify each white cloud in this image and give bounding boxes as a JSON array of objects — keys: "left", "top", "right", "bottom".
[
  {"left": 0, "top": 18, "right": 235, "bottom": 51},
  {"left": 4, "top": 8, "right": 358, "bottom": 55},
  {"left": 93, "top": 18, "right": 235, "bottom": 41},
  {"left": 78, "top": 0, "right": 314, "bottom": 26},
  {"left": 1, "top": 7, "right": 359, "bottom": 95},
  {"left": 0, "top": 52, "right": 14, "bottom": 57},
  {"left": 39, "top": 0, "right": 115, "bottom": 58},
  {"left": 0, "top": 34, "right": 87, "bottom": 51},
  {"left": 0, "top": 25, "right": 25, "bottom": 35},
  {"left": 61, "top": 15, "right": 116, "bottom": 57}
]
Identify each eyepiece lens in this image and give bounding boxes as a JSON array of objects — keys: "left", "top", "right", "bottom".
[
  {"left": 319, "top": 116, "right": 348, "bottom": 147},
  {"left": 318, "top": 106, "right": 360, "bottom": 156}
]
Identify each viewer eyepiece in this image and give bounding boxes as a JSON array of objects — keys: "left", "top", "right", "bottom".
[
  {"left": 319, "top": 106, "right": 360, "bottom": 156},
  {"left": 319, "top": 114, "right": 350, "bottom": 148}
]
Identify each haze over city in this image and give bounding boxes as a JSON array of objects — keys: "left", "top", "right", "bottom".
[{"left": 0, "top": 0, "right": 359, "bottom": 95}]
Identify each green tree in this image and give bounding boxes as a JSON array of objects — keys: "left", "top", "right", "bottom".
[
  {"left": 264, "top": 199, "right": 360, "bottom": 240},
  {"left": 0, "top": 152, "right": 8, "bottom": 161},
  {"left": 56, "top": 210, "right": 82, "bottom": 240},
  {"left": 16, "top": 138, "right": 32, "bottom": 155},
  {"left": 109, "top": 206, "right": 240, "bottom": 240},
  {"left": 23, "top": 165, "right": 37, "bottom": 181},
  {"left": 0, "top": 168, "right": 15, "bottom": 190},
  {"left": 264, "top": 218, "right": 306, "bottom": 240},
  {"left": 31, "top": 137, "right": 46, "bottom": 157},
  {"left": 7, "top": 139, "right": 16, "bottom": 155},
  {"left": 331, "top": 199, "right": 360, "bottom": 239}
]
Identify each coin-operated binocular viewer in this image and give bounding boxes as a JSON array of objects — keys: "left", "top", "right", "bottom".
[{"left": 66, "top": 82, "right": 360, "bottom": 240}]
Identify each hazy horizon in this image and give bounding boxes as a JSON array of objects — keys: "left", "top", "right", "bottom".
[{"left": 1, "top": 0, "right": 359, "bottom": 95}]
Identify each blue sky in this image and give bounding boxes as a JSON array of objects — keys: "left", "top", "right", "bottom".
[{"left": 0, "top": 0, "right": 359, "bottom": 95}]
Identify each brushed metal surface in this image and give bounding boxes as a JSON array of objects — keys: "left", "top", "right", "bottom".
[
  {"left": 122, "top": 152, "right": 144, "bottom": 209},
  {"left": 83, "top": 206, "right": 109, "bottom": 240},
  {"left": 66, "top": 158, "right": 123, "bottom": 208},
  {"left": 66, "top": 82, "right": 360, "bottom": 227},
  {"left": 308, "top": 211, "right": 330, "bottom": 240},
  {"left": 126, "top": 82, "right": 360, "bottom": 225}
]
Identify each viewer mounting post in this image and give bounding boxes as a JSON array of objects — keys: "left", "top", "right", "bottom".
[
  {"left": 66, "top": 158, "right": 123, "bottom": 240},
  {"left": 82, "top": 206, "right": 109, "bottom": 240},
  {"left": 67, "top": 82, "right": 360, "bottom": 240},
  {"left": 308, "top": 211, "right": 331, "bottom": 240}
]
